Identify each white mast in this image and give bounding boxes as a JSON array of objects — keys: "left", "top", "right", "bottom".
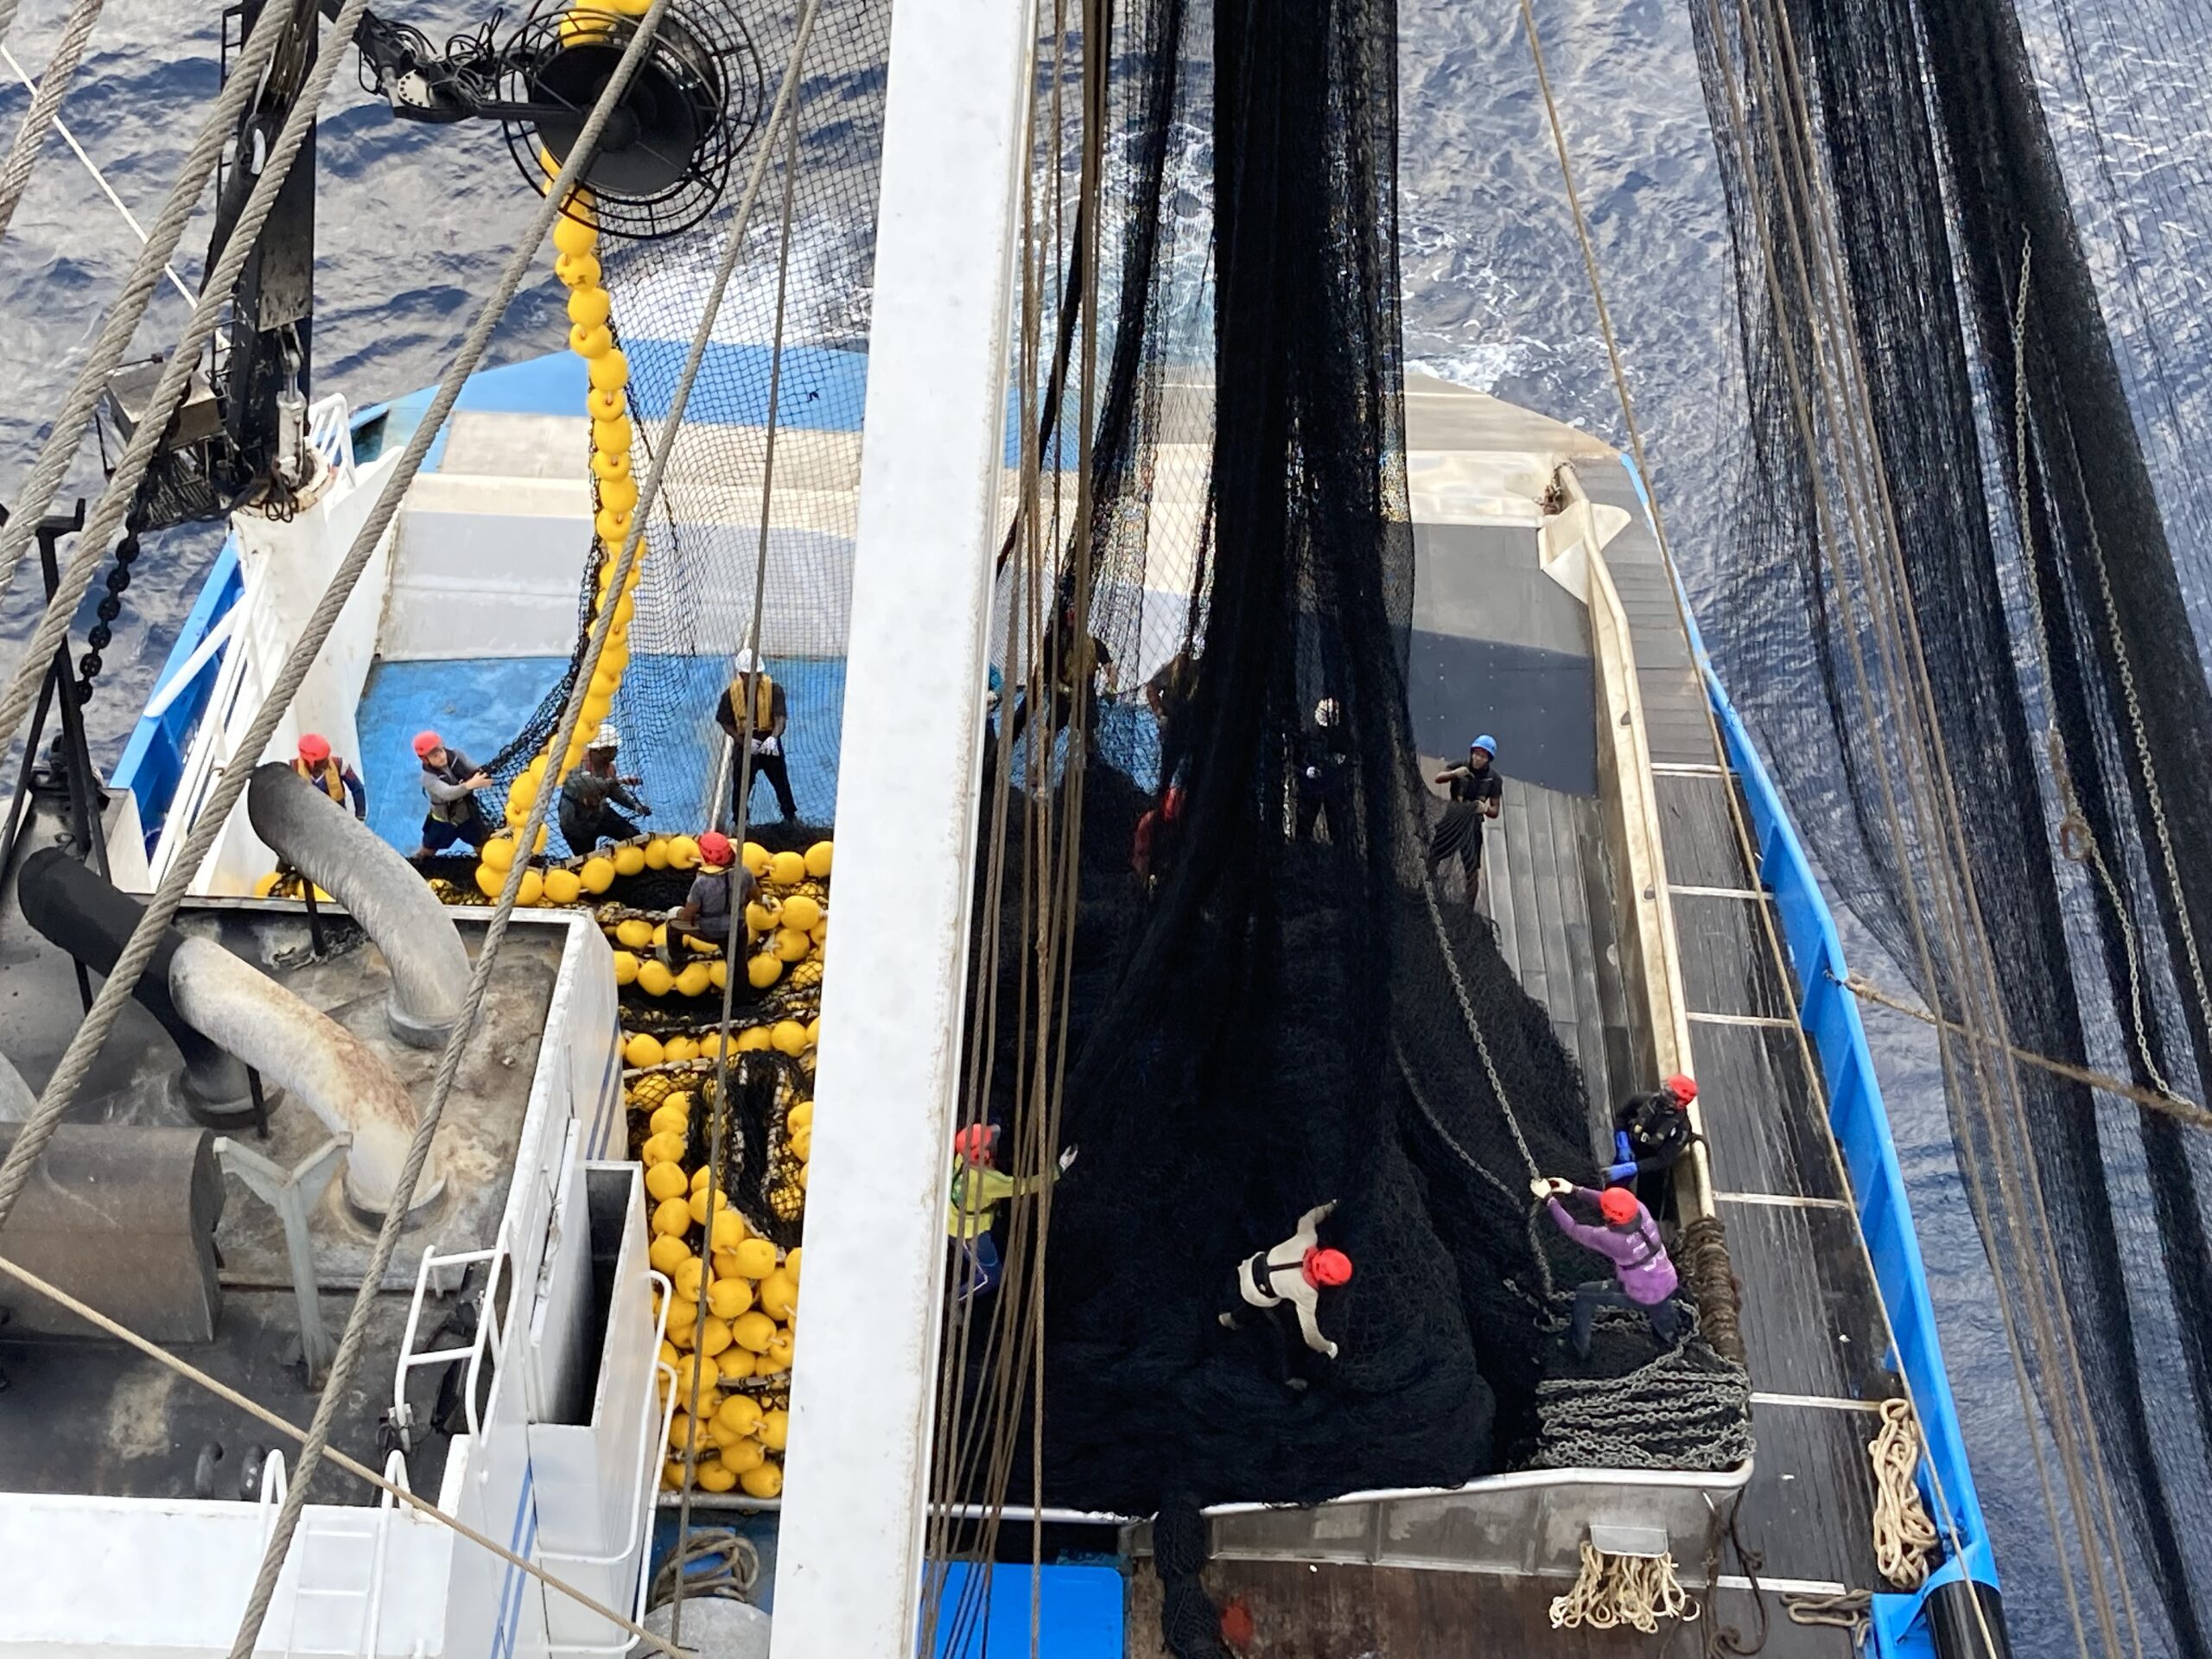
[{"left": 768, "top": 0, "right": 1036, "bottom": 1643}]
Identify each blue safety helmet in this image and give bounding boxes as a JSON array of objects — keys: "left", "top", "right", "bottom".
[{"left": 1470, "top": 734, "right": 1497, "bottom": 757}]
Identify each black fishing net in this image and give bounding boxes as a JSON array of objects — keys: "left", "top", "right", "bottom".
[
  {"left": 480, "top": 0, "right": 891, "bottom": 849},
  {"left": 1692, "top": 0, "right": 2212, "bottom": 1648},
  {"left": 944, "top": 0, "right": 1637, "bottom": 1528}
]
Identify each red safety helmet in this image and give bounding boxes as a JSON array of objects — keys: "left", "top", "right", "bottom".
[
  {"left": 412, "top": 730, "right": 443, "bottom": 759},
  {"left": 1662, "top": 1073, "right": 1698, "bottom": 1105},
  {"left": 1302, "top": 1247, "right": 1353, "bottom": 1288},
  {"left": 697, "top": 831, "right": 734, "bottom": 868},
  {"left": 953, "top": 1123, "right": 999, "bottom": 1166},
  {"left": 1599, "top": 1185, "right": 1641, "bottom": 1226},
  {"left": 297, "top": 732, "right": 332, "bottom": 764}
]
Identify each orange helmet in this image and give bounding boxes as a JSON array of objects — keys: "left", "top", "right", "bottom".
[
  {"left": 297, "top": 732, "right": 331, "bottom": 764},
  {"left": 1663, "top": 1074, "right": 1698, "bottom": 1104},
  {"left": 697, "top": 831, "right": 734, "bottom": 868},
  {"left": 1303, "top": 1247, "right": 1353, "bottom": 1288},
  {"left": 412, "top": 730, "right": 442, "bottom": 759},
  {"left": 953, "top": 1123, "right": 998, "bottom": 1166},
  {"left": 1599, "top": 1185, "right": 1641, "bottom": 1225}
]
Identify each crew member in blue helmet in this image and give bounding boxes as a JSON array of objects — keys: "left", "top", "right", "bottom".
[{"left": 1429, "top": 734, "right": 1502, "bottom": 904}]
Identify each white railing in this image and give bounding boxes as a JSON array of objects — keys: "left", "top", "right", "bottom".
[
  {"left": 308, "top": 392, "right": 357, "bottom": 486},
  {"left": 393, "top": 1226, "right": 514, "bottom": 1448},
  {"left": 543, "top": 1273, "right": 678, "bottom": 1657}
]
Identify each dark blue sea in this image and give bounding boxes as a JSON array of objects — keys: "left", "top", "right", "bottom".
[{"left": 1, "top": 0, "right": 2198, "bottom": 1651}]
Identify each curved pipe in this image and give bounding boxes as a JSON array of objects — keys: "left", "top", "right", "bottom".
[
  {"left": 168, "top": 937, "right": 430, "bottom": 1214},
  {"left": 246, "top": 763, "right": 472, "bottom": 1048},
  {"left": 16, "top": 848, "right": 251, "bottom": 1112},
  {"left": 0, "top": 1051, "right": 37, "bottom": 1122}
]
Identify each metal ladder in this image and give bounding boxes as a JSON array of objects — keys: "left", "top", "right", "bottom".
[{"left": 259, "top": 1449, "right": 412, "bottom": 1657}]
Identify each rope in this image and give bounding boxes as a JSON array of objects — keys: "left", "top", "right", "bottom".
[
  {"left": 1677, "top": 1215, "right": 1743, "bottom": 1363},
  {"left": 1548, "top": 1541, "right": 1700, "bottom": 1633},
  {"left": 0, "top": 0, "right": 294, "bottom": 609},
  {"left": 226, "top": 7, "right": 833, "bottom": 1650},
  {"left": 647, "top": 1528, "right": 762, "bottom": 1610},
  {"left": 1840, "top": 971, "right": 2212, "bottom": 1126},
  {"left": 1872, "top": 1397, "right": 1941, "bottom": 1590},
  {"left": 0, "top": 0, "right": 364, "bottom": 807},
  {"left": 0, "top": 0, "right": 105, "bottom": 248},
  {"left": 1530, "top": 1321, "right": 1753, "bottom": 1471},
  {"left": 669, "top": 51, "right": 815, "bottom": 1646},
  {"left": 0, "top": 1249, "right": 692, "bottom": 1659},
  {"left": 0, "top": 45, "right": 188, "bottom": 298},
  {"left": 1784, "top": 1590, "right": 1872, "bottom": 1643}
]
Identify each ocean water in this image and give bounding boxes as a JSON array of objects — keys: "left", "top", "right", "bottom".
[{"left": 0, "top": 0, "right": 2139, "bottom": 1648}]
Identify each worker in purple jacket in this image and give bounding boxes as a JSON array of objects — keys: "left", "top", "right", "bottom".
[{"left": 1533, "top": 1176, "right": 1682, "bottom": 1357}]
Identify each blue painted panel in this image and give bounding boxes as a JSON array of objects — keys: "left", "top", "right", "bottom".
[
  {"left": 111, "top": 535, "right": 244, "bottom": 849},
  {"left": 356, "top": 653, "right": 849, "bottom": 855},
  {"left": 928, "top": 1563, "right": 1124, "bottom": 1659}
]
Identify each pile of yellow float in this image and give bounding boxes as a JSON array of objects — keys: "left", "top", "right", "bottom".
[
  {"left": 639, "top": 1088, "right": 804, "bottom": 1499},
  {"left": 601, "top": 837, "right": 832, "bottom": 999}
]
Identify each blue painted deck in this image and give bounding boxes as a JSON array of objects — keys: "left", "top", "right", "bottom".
[
  {"left": 356, "top": 653, "right": 848, "bottom": 855},
  {"left": 928, "top": 1563, "right": 1124, "bottom": 1659}
]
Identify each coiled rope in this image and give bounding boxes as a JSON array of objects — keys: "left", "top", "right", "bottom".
[
  {"left": 0, "top": 0, "right": 294, "bottom": 609},
  {"left": 0, "top": 0, "right": 106, "bottom": 248},
  {"left": 1872, "top": 1396, "right": 1941, "bottom": 1589},
  {"left": 1548, "top": 1541, "right": 1699, "bottom": 1633}
]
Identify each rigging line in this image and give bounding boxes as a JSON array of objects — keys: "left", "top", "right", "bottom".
[
  {"left": 0, "top": 0, "right": 334, "bottom": 774},
  {"left": 1417, "top": 859, "right": 1535, "bottom": 1175},
  {"left": 1840, "top": 972, "right": 2212, "bottom": 1128},
  {"left": 1749, "top": 8, "right": 2150, "bottom": 1643},
  {"left": 671, "top": 92, "right": 803, "bottom": 1655},
  {"left": 1708, "top": 10, "right": 2124, "bottom": 1649},
  {"left": 0, "top": 0, "right": 105, "bottom": 250},
  {"left": 1516, "top": 10, "right": 2011, "bottom": 1658},
  {"left": 0, "top": 43, "right": 192, "bottom": 300},
  {"left": 226, "top": 0, "right": 826, "bottom": 1637},
  {"left": 0, "top": 1250, "right": 693, "bottom": 1659},
  {"left": 0, "top": 0, "right": 294, "bottom": 609},
  {"left": 223, "top": 13, "right": 723, "bottom": 1656},
  {"left": 2007, "top": 235, "right": 2177, "bottom": 1103}
]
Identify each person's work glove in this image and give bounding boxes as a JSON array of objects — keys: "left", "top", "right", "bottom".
[{"left": 1529, "top": 1175, "right": 1573, "bottom": 1200}]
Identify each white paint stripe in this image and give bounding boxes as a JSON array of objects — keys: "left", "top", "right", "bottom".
[
  {"left": 1716, "top": 1191, "right": 1853, "bottom": 1211},
  {"left": 1688, "top": 1009, "right": 1799, "bottom": 1028},
  {"left": 1652, "top": 761, "right": 1732, "bottom": 776},
  {"left": 1668, "top": 883, "right": 1766, "bottom": 900},
  {"left": 1715, "top": 1574, "right": 1855, "bottom": 1596},
  {"left": 1751, "top": 1390, "right": 1885, "bottom": 1413}
]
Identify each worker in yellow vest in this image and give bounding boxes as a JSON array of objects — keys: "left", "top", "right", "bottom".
[
  {"left": 292, "top": 733, "right": 365, "bottom": 819},
  {"left": 713, "top": 647, "right": 798, "bottom": 823}
]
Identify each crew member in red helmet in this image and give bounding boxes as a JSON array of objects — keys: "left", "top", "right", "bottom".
[
  {"left": 1608, "top": 1073, "right": 1700, "bottom": 1211},
  {"left": 1535, "top": 1175, "right": 1681, "bottom": 1357},
  {"left": 945, "top": 1122, "right": 1077, "bottom": 1304},
  {"left": 665, "top": 830, "right": 754, "bottom": 958},
  {"left": 1219, "top": 1199, "right": 1352, "bottom": 1387},
  {"left": 292, "top": 733, "right": 365, "bottom": 819}
]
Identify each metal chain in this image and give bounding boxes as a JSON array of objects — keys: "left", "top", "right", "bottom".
[{"left": 1417, "top": 861, "right": 1537, "bottom": 1175}]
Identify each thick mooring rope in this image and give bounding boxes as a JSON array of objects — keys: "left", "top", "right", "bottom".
[{"left": 1548, "top": 1541, "right": 1700, "bottom": 1633}]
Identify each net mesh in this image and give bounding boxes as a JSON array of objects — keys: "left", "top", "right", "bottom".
[
  {"left": 480, "top": 0, "right": 892, "bottom": 849},
  {"left": 941, "top": 0, "right": 1700, "bottom": 1529},
  {"left": 1691, "top": 0, "right": 2212, "bottom": 1647}
]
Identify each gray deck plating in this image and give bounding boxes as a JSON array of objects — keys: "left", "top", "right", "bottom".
[{"left": 1589, "top": 464, "right": 1901, "bottom": 1596}]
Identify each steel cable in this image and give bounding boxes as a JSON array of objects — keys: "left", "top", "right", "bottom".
[
  {"left": 222, "top": 4, "right": 829, "bottom": 1649},
  {"left": 0, "top": 0, "right": 106, "bottom": 247},
  {"left": 0, "top": 0, "right": 294, "bottom": 608},
  {"left": 0, "top": 0, "right": 371, "bottom": 815}
]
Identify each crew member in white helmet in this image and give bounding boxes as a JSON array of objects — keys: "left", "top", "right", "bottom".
[
  {"left": 557, "top": 721, "right": 650, "bottom": 852},
  {"left": 714, "top": 647, "right": 798, "bottom": 823},
  {"left": 1218, "top": 1200, "right": 1354, "bottom": 1386}
]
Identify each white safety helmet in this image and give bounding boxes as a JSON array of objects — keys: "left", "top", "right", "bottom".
[
  {"left": 592, "top": 721, "right": 620, "bottom": 750},
  {"left": 733, "top": 647, "right": 759, "bottom": 675},
  {"left": 1314, "top": 697, "right": 1341, "bottom": 728}
]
